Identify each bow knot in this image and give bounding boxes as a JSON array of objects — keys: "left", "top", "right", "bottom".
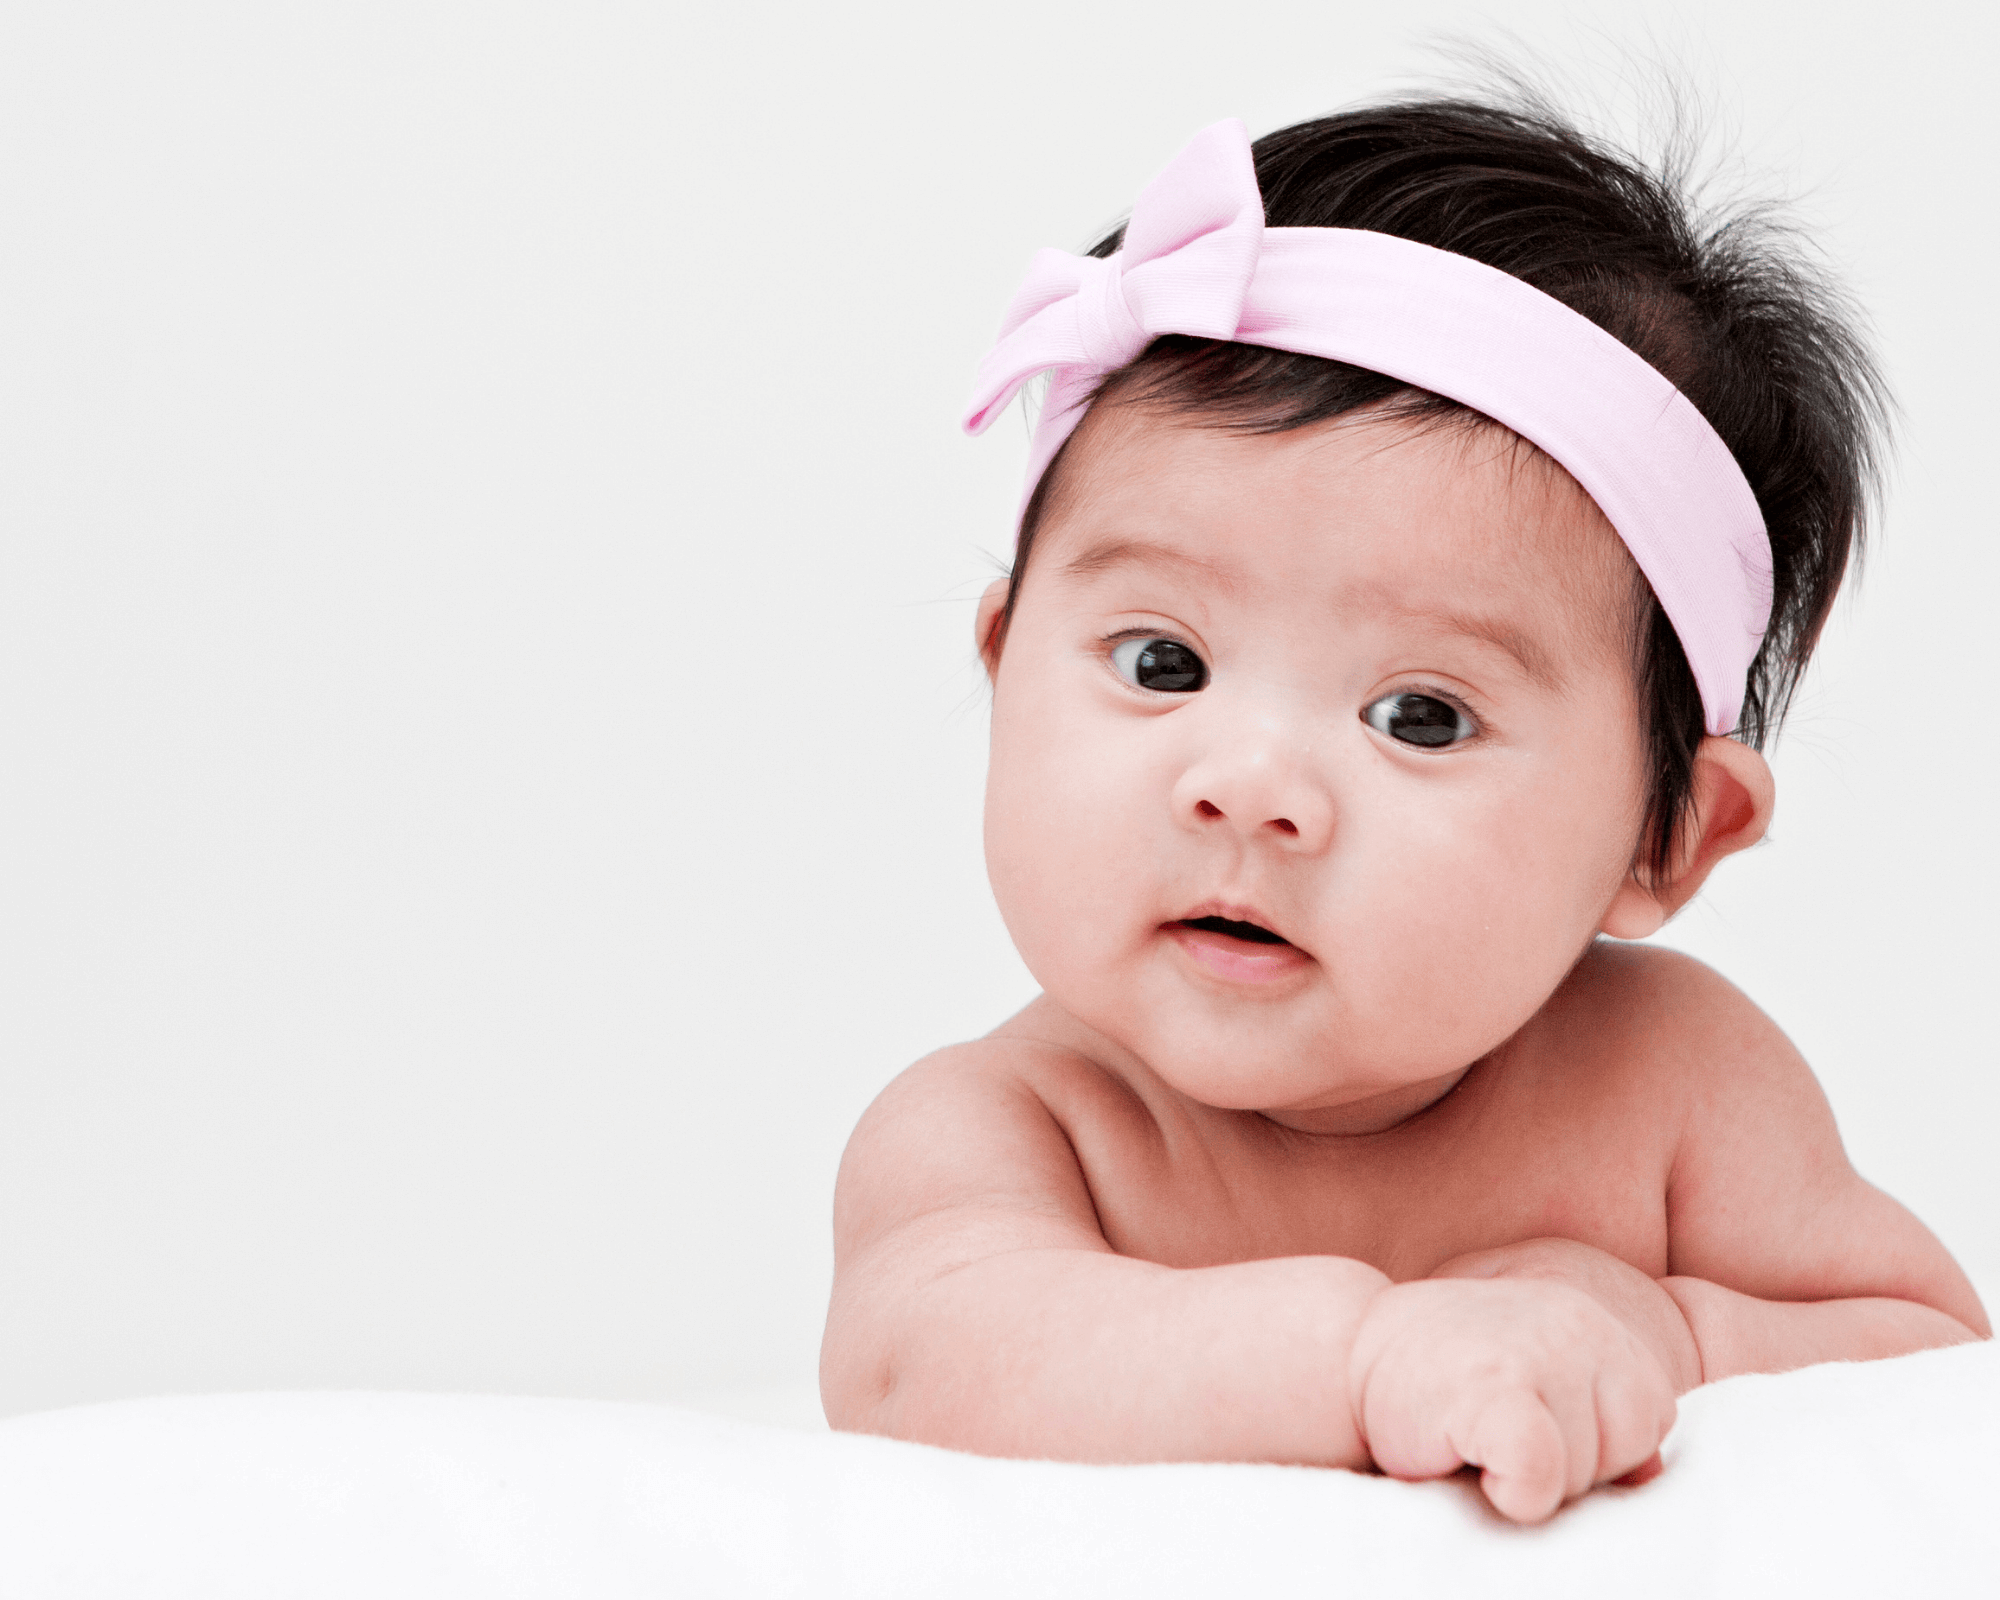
[
  {"left": 1072, "top": 254, "right": 1148, "bottom": 371},
  {"left": 962, "top": 121, "right": 1267, "bottom": 436}
]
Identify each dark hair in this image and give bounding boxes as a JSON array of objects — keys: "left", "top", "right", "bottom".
[{"left": 1000, "top": 93, "right": 1888, "bottom": 878}]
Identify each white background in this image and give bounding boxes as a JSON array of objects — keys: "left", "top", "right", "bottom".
[{"left": 0, "top": 1, "right": 1993, "bottom": 1420}]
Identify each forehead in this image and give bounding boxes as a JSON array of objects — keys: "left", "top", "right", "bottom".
[{"left": 1029, "top": 398, "right": 1638, "bottom": 659}]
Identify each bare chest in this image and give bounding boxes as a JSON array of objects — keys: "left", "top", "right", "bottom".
[{"left": 1058, "top": 1072, "right": 1675, "bottom": 1283}]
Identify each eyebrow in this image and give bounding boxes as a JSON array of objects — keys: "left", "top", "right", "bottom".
[
  {"left": 1057, "top": 538, "right": 1246, "bottom": 596},
  {"left": 1062, "top": 538, "right": 1566, "bottom": 690},
  {"left": 1348, "top": 596, "right": 1567, "bottom": 691}
]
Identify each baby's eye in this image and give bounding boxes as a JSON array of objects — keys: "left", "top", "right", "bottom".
[
  {"left": 1110, "top": 636, "right": 1208, "bottom": 693},
  {"left": 1363, "top": 692, "right": 1476, "bottom": 748}
]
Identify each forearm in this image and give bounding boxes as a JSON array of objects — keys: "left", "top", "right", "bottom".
[
  {"left": 824, "top": 1246, "right": 1390, "bottom": 1466},
  {"left": 1430, "top": 1237, "right": 1983, "bottom": 1388},
  {"left": 1432, "top": 1239, "right": 1703, "bottom": 1392},
  {"left": 1659, "top": 1276, "right": 1983, "bottom": 1382}
]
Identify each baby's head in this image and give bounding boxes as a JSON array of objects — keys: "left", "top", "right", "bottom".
[{"left": 968, "top": 98, "right": 1884, "bottom": 1130}]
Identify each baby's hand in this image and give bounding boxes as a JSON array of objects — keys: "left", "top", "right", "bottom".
[{"left": 1345, "top": 1277, "right": 1678, "bottom": 1523}]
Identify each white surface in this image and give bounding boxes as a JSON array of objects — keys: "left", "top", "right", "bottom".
[
  {"left": 674, "top": 1380, "right": 828, "bottom": 1433},
  {"left": 0, "top": 1, "right": 1995, "bottom": 1418},
  {"left": 1, "top": 1347, "right": 1996, "bottom": 1598}
]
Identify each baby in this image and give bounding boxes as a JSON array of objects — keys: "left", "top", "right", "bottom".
[{"left": 819, "top": 97, "right": 1988, "bottom": 1523}]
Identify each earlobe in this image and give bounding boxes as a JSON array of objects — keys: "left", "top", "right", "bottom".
[
  {"left": 1600, "top": 737, "right": 1776, "bottom": 939},
  {"left": 974, "top": 577, "right": 1011, "bottom": 682},
  {"left": 1599, "top": 875, "right": 1668, "bottom": 941}
]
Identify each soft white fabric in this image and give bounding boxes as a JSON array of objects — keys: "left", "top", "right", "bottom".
[{"left": 0, "top": 1344, "right": 1993, "bottom": 1598}]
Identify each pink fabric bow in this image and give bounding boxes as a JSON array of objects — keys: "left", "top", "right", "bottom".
[{"left": 963, "top": 121, "right": 1265, "bottom": 436}]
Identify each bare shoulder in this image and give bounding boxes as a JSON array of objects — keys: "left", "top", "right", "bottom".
[
  {"left": 1546, "top": 941, "right": 1848, "bottom": 1197},
  {"left": 831, "top": 1032, "right": 1135, "bottom": 1269},
  {"left": 1557, "top": 940, "right": 1784, "bottom": 1055},
  {"left": 1509, "top": 941, "right": 1797, "bottom": 1137},
  {"left": 855, "top": 1027, "right": 1150, "bottom": 1133},
  {"left": 1554, "top": 945, "right": 1985, "bottom": 1326}
]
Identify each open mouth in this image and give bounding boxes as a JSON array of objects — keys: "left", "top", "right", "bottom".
[{"left": 1174, "top": 915, "right": 1292, "bottom": 947}]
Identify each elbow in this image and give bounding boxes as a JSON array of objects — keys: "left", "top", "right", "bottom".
[
  {"left": 817, "top": 1364, "right": 888, "bottom": 1436},
  {"left": 1941, "top": 1281, "right": 1992, "bottom": 1341},
  {"left": 1914, "top": 1299, "right": 1988, "bottom": 1347},
  {"left": 818, "top": 1310, "right": 903, "bottom": 1436}
]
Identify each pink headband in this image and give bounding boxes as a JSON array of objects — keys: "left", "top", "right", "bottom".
[{"left": 963, "top": 119, "right": 1772, "bottom": 737}]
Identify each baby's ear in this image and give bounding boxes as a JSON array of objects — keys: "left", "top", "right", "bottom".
[
  {"left": 1599, "top": 737, "right": 1776, "bottom": 939},
  {"left": 974, "top": 577, "right": 1011, "bottom": 681}
]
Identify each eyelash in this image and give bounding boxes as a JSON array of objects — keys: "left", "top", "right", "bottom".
[
  {"left": 1097, "top": 625, "right": 1200, "bottom": 667},
  {"left": 1385, "top": 681, "right": 1485, "bottom": 728},
  {"left": 1100, "top": 625, "right": 1190, "bottom": 646}
]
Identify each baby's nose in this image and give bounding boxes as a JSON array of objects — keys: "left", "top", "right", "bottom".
[
  {"left": 1175, "top": 747, "right": 1333, "bottom": 852},
  {"left": 1194, "top": 798, "right": 1300, "bottom": 837}
]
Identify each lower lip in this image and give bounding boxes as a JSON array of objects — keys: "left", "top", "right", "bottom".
[{"left": 1166, "top": 923, "right": 1312, "bottom": 984}]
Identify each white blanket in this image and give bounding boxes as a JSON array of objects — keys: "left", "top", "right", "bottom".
[{"left": 1, "top": 1344, "right": 1993, "bottom": 1597}]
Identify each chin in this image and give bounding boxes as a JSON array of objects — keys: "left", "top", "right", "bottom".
[
  {"left": 1142, "top": 1010, "right": 1463, "bottom": 1108},
  {"left": 1139, "top": 1038, "right": 1350, "bottom": 1112}
]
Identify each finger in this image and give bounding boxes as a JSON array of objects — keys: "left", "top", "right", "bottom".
[
  {"left": 1357, "top": 1381, "right": 1472, "bottom": 1483},
  {"left": 1613, "top": 1451, "right": 1664, "bottom": 1488},
  {"left": 1525, "top": 1370, "right": 1602, "bottom": 1504},
  {"left": 1558, "top": 1389, "right": 1604, "bottom": 1503},
  {"left": 1364, "top": 1414, "right": 1472, "bottom": 1483},
  {"left": 1455, "top": 1390, "right": 1568, "bottom": 1525},
  {"left": 1593, "top": 1363, "right": 1676, "bottom": 1486}
]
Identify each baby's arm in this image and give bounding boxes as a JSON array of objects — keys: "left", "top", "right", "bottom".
[
  {"left": 1431, "top": 953, "right": 1986, "bottom": 1386},
  {"left": 1658, "top": 957, "right": 1987, "bottom": 1374},
  {"left": 820, "top": 1043, "right": 1388, "bottom": 1467},
  {"left": 824, "top": 1042, "right": 1679, "bottom": 1520}
]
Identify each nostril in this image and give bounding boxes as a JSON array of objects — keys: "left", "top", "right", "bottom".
[
  {"left": 1196, "top": 800, "right": 1224, "bottom": 819},
  {"left": 1270, "top": 818, "right": 1299, "bottom": 836}
]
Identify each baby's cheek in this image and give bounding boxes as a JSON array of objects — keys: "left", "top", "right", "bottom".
[
  {"left": 1337, "top": 794, "right": 1611, "bottom": 1037},
  {"left": 983, "top": 707, "right": 1139, "bottom": 972}
]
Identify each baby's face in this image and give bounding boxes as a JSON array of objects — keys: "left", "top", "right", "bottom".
[{"left": 982, "top": 401, "right": 1654, "bottom": 1133}]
